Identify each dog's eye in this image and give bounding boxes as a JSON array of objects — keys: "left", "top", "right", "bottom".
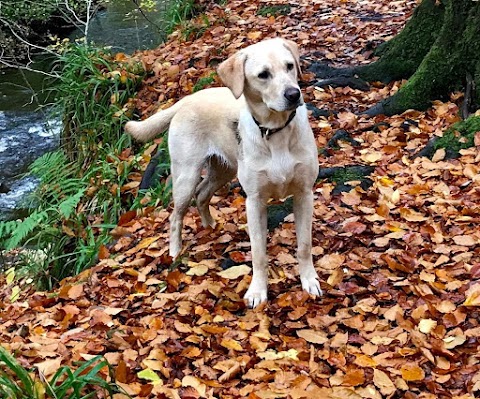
[
  {"left": 258, "top": 70, "right": 270, "bottom": 79},
  {"left": 286, "top": 63, "right": 294, "bottom": 71}
]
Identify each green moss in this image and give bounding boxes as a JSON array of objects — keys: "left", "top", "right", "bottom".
[
  {"left": 378, "top": 0, "right": 480, "bottom": 115},
  {"left": 356, "top": 0, "right": 445, "bottom": 83},
  {"left": 330, "top": 169, "right": 365, "bottom": 184},
  {"left": 257, "top": 5, "right": 291, "bottom": 17},
  {"left": 434, "top": 115, "right": 480, "bottom": 155}
]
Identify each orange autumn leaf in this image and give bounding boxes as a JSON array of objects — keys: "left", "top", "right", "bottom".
[{"left": 401, "top": 364, "right": 425, "bottom": 381}]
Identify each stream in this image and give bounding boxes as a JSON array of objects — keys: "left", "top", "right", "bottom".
[{"left": 0, "top": 0, "right": 168, "bottom": 221}]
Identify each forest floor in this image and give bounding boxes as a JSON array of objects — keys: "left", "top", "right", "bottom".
[{"left": 2, "top": 0, "right": 480, "bottom": 398}]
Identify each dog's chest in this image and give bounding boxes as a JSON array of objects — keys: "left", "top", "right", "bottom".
[
  {"left": 265, "top": 147, "right": 297, "bottom": 188},
  {"left": 243, "top": 140, "right": 306, "bottom": 198}
]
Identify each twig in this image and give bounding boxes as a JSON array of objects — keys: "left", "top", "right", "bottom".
[
  {"left": 131, "top": 0, "right": 164, "bottom": 32},
  {"left": 0, "top": 56, "right": 58, "bottom": 78}
]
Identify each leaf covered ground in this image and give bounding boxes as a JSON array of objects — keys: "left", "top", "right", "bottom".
[{"left": 2, "top": 0, "right": 480, "bottom": 398}]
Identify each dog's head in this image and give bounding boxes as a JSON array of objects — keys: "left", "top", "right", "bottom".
[{"left": 218, "top": 38, "right": 302, "bottom": 112}]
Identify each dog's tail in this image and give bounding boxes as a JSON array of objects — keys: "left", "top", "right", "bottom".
[{"left": 125, "top": 100, "right": 183, "bottom": 142}]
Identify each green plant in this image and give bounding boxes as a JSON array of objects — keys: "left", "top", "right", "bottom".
[
  {"left": 55, "top": 44, "right": 143, "bottom": 164},
  {"left": 180, "top": 14, "right": 210, "bottom": 40},
  {"left": 0, "top": 0, "right": 85, "bottom": 25},
  {"left": 0, "top": 43, "right": 146, "bottom": 289},
  {"left": 163, "top": 0, "right": 201, "bottom": 34},
  {"left": 193, "top": 72, "right": 217, "bottom": 92},
  {"left": 0, "top": 151, "right": 88, "bottom": 287},
  {"left": 256, "top": 4, "right": 291, "bottom": 17},
  {"left": 0, "top": 346, "right": 129, "bottom": 399}
]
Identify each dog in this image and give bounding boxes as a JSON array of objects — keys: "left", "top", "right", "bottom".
[{"left": 125, "top": 38, "right": 322, "bottom": 307}]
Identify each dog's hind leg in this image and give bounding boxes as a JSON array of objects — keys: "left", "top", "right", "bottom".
[
  {"left": 169, "top": 161, "right": 203, "bottom": 258},
  {"left": 195, "top": 156, "right": 235, "bottom": 228}
]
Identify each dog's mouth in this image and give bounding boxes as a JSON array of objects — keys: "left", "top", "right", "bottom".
[
  {"left": 270, "top": 100, "right": 302, "bottom": 113},
  {"left": 287, "top": 100, "right": 303, "bottom": 110}
]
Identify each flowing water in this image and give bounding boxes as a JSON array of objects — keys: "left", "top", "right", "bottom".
[{"left": 0, "top": 0, "right": 168, "bottom": 220}]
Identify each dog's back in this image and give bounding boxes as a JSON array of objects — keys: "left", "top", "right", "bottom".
[{"left": 125, "top": 87, "right": 242, "bottom": 143}]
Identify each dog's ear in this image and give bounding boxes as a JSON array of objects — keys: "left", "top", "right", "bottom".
[
  {"left": 218, "top": 52, "right": 246, "bottom": 99},
  {"left": 283, "top": 39, "right": 302, "bottom": 76}
]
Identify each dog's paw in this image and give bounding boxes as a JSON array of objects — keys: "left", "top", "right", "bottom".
[
  {"left": 200, "top": 214, "right": 216, "bottom": 229},
  {"left": 169, "top": 243, "right": 182, "bottom": 259},
  {"left": 301, "top": 275, "right": 323, "bottom": 297},
  {"left": 244, "top": 286, "right": 268, "bottom": 308}
]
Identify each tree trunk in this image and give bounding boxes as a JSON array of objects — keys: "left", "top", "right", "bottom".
[
  {"left": 355, "top": 0, "right": 445, "bottom": 84},
  {"left": 357, "top": 0, "right": 480, "bottom": 116}
]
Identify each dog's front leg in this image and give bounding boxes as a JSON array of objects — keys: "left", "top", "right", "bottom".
[
  {"left": 294, "top": 191, "right": 322, "bottom": 297},
  {"left": 244, "top": 195, "right": 269, "bottom": 308}
]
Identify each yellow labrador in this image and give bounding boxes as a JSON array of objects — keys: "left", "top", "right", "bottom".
[{"left": 125, "top": 38, "right": 321, "bottom": 307}]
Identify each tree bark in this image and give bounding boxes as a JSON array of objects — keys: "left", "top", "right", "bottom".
[{"left": 355, "top": 0, "right": 480, "bottom": 116}]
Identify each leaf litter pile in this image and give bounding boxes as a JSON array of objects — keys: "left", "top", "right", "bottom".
[{"left": 3, "top": 0, "right": 480, "bottom": 398}]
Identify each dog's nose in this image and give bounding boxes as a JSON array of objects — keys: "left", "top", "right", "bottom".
[{"left": 284, "top": 87, "right": 301, "bottom": 104}]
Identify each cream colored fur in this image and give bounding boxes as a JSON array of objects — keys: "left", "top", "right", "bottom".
[{"left": 125, "top": 38, "right": 321, "bottom": 308}]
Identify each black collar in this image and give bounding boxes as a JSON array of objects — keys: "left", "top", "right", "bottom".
[{"left": 252, "top": 109, "right": 297, "bottom": 140}]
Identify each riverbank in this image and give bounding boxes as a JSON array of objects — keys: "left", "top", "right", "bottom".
[{"left": 0, "top": 0, "right": 172, "bottom": 221}]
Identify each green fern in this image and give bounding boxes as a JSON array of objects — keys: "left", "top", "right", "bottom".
[
  {"left": 0, "top": 220, "right": 20, "bottom": 241},
  {"left": 5, "top": 211, "right": 48, "bottom": 250},
  {"left": 58, "top": 189, "right": 85, "bottom": 219}
]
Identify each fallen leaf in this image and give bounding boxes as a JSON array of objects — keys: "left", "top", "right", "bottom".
[
  {"left": 296, "top": 329, "right": 329, "bottom": 344},
  {"left": 217, "top": 265, "right": 251, "bottom": 279},
  {"left": 137, "top": 369, "right": 163, "bottom": 386},
  {"left": 400, "top": 364, "right": 425, "bottom": 381},
  {"left": 373, "top": 369, "right": 396, "bottom": 396}
]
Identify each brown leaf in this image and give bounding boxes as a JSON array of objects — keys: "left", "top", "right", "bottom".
[{"left": 296, "top": 329, "right": 329, "bottom": 344}]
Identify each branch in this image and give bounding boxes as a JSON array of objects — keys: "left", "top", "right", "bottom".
[
  {"left": 0, "top": 57, "right": 59, "bottom": 78},
  {"left": 63, "top": 0, "right": 87, "bottom": 27},
  {"left": 0, "top": 17, "right": 58, "bottom": 57}
]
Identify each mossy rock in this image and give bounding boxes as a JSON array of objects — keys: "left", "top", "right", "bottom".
[
  {"left": 318, "top": 165, "right": 375, "bottom": 195},
  {"left": 434, "top": 115, "right": 480, "bottom": 158},
  {"left": 267, "top": 197, "right": 293, "bottom": 231}
]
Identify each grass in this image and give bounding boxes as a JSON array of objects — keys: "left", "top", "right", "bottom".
[
  {"left": 163, "top": 0, "right": 215, "bottom": 40},
  {"left": 163, "top": 0, "right": 201, "bottom": 35},
  {"left": 0, "top": 346, "right": 129, "bottom": 399}
]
